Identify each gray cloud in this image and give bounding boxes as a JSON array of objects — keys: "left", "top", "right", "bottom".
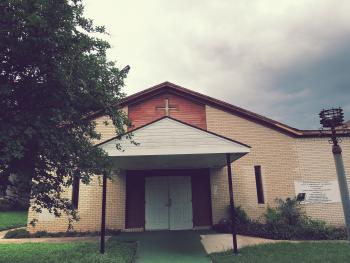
[
  {"left": 269, "top": 41, "right": 350, "bottom": 128},
  {"left": 84, "top": 0, "right": 350, "bottom": 129}
]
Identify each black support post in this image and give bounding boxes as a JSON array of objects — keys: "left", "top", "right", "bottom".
[
  {"left": 100, "top": 171, "right": 107, "bottom": 254},
  {"left": 226, "top": 153, "right": 238, "bottom": 254}
]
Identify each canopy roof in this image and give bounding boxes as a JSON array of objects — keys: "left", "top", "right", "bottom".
[{"left": 97, "top": 117, "right": 250, "bottom": 169}]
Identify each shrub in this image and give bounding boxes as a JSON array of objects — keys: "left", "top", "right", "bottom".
[
  {"left": 4, "top": 229, "right": 121, "bottom": 239},
  {"left": 325, "top": 225, "right": 347, "bottom": 240},
  {"left": 213, "top": 218, "right": 232, "bottom": 233},
  {"left": 0, "top": 198, "right": 29, "bottom": 211},
  {"left": 32, "top": 231, "right": 50, "bottom": 238},
  {"left": 233, "top": 206, "right": 250, "bottom": 225},
  {"left": 4, "top": 229, "right": 30, "bottom": 238},
  {"left": 214, "top": 198, "right": 348, "bottom": 240},
  {"left": 213, "top": 206, "right": 250, "bottom": 233},
  {"left": 276, "top": 197, "right": 303, "bottom": 225},
  {"left": 237, "top": 220, "right": 297, "bottom": 240},
  {"left": 265, "top": 197, "right": 303, "bottom": 226},
  {"left": 0, "top": 199, "right": 12, "bottom": 211},
  {"left": 265, "top": 207, "right": 282, "bottom": 225},
  {"left": 294, "top": 217, "right": 347, "bottom": 240}
]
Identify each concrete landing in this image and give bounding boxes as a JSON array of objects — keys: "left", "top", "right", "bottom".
[{"left": 201, "top": 234, "right": 284, "bottom": 254}]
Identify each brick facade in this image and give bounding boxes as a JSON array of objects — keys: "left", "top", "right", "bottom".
[
  {"left": 27, "top": 114, "right": 127, "bottom": 233},
  {"left": 128, "top": 92, "right": 206, "bottom": 130},
  {"left": 206, "top": 105, "right": 350, "bottom": 226},
  {"left": 206, "top": 105, "right": 300, "bottom": 223},
  {"left": 295, "top": 137, "right": 350, "bottom": 225}
]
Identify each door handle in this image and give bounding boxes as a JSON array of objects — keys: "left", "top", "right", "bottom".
[{"left": 165, "top": 198, "right": 172, "bottom": 207}]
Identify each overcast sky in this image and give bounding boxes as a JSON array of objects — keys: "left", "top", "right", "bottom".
[{"left": 84, "top": 0, "right": 350, "bottom": 129}]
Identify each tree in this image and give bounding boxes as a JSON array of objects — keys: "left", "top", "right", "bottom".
[{"left": 0, "top": 0, "right": 130, "bottom": 225}]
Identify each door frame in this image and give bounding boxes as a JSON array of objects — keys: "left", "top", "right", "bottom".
[{"left": 125, "top": 169, "right": 212, "bottom": 230}]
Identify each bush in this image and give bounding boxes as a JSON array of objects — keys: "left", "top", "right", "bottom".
[
  {"left": 213, "top": 218, "right": 232, "bottom": 233},
  {"left": 4, "top": 229, "right": 30, "bottom": 238},
  {"left": 237, "top": 220, "right": 297, "bottom": 240},
  {"left": 276, "top": 197, "right": 303, "bottom": 225},
  {"left": 233, "top": 206, "right": 250, "bottom": 225},
  {"left": 294, "top": 218, "right": 347, "bottom": 240},
  {"left": 214, "top": 198, "right": 348, "bottom": 240},
  {"left": 0, "top": 198, "right": 29, "bottom": 211},
  {"left": 32, "top": 231, "right": 50, "bottom": 238},
  {"left": 0, "top": 199, "right": 11, "bottom": 211},
  {"left": 213, "top": 206, "right": 250, "bottom": 233},
  {"left": 265, "top": 207, "right": 281, "bottom": 225},
  {"left": 4, "top": 229, "right": 121, "bottom": 239},
  {"left": 265, "top": 197, "right": 304, "bottom": 226}
]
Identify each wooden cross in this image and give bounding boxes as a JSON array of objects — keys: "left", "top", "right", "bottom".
[{"left": 156, "top": 98, "right": 178, "bottom": 116}]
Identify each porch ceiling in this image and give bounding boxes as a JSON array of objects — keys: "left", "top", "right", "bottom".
[{"left": 98, "top": 117, "right": 250, "bottom": 169}]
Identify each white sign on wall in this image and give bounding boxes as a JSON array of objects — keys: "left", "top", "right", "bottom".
[{"left": 294, "top": 181, "right": 341, "bottom": 204}]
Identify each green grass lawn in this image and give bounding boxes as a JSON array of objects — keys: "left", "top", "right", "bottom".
[
  {"left": 0, "top": 211, "right": 28, "bottom": 231},
  {"left": 0, "top": 236, "right": 137, "bottom": 263},
  {"left": 210, "top": 242, "right": 350, "bottom": 263}
]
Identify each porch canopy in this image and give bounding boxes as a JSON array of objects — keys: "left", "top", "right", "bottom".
[{"left": 97, "top": 116, "right": 250, "bottom": 169}]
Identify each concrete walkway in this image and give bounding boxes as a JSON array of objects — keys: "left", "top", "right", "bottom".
[
  {"left": 0, "top": 230, "right": 8, "bottom": 239},
  {"left": 117, "top": 230, "right": 212, "bottom": 263},
  {"left": 201, "top": 233, "right": 290, "bottom": 254}
]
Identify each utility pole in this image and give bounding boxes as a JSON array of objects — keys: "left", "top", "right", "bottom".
[
  {"left": 100, "top": 171, "right": 107, "bottom": 254},
  {"left": 226, "top": 153, "right": 238, "bottom": 254},
  {"left": 320, "top": 108, "right": 350, "bottom": 244}
]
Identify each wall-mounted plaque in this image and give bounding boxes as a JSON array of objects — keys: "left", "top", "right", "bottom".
[{"left": 294, "top": 181, "right": 341, "bottom": 204}]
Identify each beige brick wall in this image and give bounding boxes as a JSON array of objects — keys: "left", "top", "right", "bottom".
[
  {"left": 295, "top": 137, "right": 350, "bottom": 225},
  {"left": 28, "top": 109, "right": 128, "bottom": 233},
  {"left": 27, "top": 184, "right": 72, "bottom": 233},
  {"left": 27, "top": 170, "right": 126, "bottom": 233},
  {"left": 206, "top": 105, "right": 301, "bottom": 223},
  {"left": 207, "top": 105, "right": 350, "bottom": 226}
]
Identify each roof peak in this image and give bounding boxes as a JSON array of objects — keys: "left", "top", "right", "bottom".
[{"left": 121, "top": 82, "right": 306, "bottom": 137}]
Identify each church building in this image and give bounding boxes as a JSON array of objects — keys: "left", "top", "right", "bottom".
[{"left": 27, "top": 82, "right": 350, "bottom": 233}]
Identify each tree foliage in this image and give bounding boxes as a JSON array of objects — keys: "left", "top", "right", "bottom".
[{"left": 0, "top": 0, "right": 130, "bottom": 225}]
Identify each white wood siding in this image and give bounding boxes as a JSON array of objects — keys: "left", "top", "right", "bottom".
[{"left": 100, "top": 118, "right": 250, "bottom": 156}]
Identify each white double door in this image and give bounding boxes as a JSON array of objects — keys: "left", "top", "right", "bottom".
[{"left": 145, "top": 176, "right": 193, "bottom": 230}]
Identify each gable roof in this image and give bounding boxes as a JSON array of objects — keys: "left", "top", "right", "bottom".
[
  {"left": 96, "top": 115, "right": 251, "bottom": 150},
  {"left": 97, "top": 116, "right": 250, "bottom": 169},
  {"left": 92, "top": 81, "right": 350, "bottom": 138}
]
